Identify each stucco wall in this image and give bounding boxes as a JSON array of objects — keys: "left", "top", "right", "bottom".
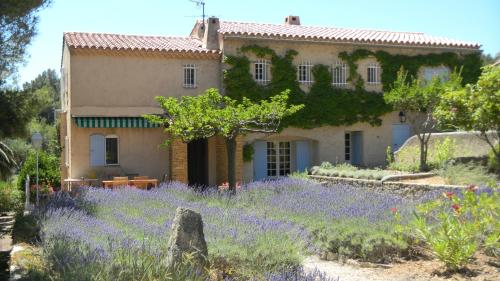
[
  {"left": 243, "top": 112, "right": 405, "bottom": 181},
  {"left": 69, "top": 126, "right": 169, "bottom": 181},
  {"left": 69, "top": 52, "right": 221, "bottom": 116}
]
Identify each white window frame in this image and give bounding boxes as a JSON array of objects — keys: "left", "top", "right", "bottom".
[
  {"left": 344, "top": 133, "right": 351, "bottom": 162},
  {"left": 105, "top": 135, "right": 119, "bottom": 166},
  {"left": 266, "top": 141, "right": 291, "bottom": 177},
  {"left": 254, "top": 59, "right": 270, "bottom": 85},
  {"left": 367, "top": 63, "right": 381, "bottom": 84},
  {"left": 297, "top": 62, "right": 313, "bottom": 84},
  {"left": 332, "top": 61, "right": 348, "bottom": 87},
  {"left": 183, "top": 64, "right": 197, "bottom": 88}
]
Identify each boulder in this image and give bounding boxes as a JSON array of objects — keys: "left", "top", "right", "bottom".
[{"left": 166, "top": 207, "right": 208, "bottom": 271}]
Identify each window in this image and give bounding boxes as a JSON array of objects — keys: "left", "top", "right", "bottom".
[
  {"left": 297, "top": 62, "right": 313, "bottom": 84},
  {"left": 183, "top": 64, "right": 197, "bottom": 88},
  {"left": 254, "top": 60, "right": 270, "bottom": 84},
  {"left": 267, "top": 141, "right": 291, "bottom": 177},
  {"left": 90, "top": 134, "right": 118, "bottom": 167},
  {"left": 105, "top": 136, "right": 119, "bottom": 165},
  {"left": 332, "top": 61, "right": 348, "bottom": 87},
  {"left": 422, "top": 66, "right": 450, "bottom": 82},
  {"left": 344, "top": 133, "right": 351, "bottom": 161},
  {"left": 367, "top": 63, "right": 381, "bottom": 84}
]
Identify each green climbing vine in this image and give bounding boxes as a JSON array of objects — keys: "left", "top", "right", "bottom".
[
  {"left": 223, "top": 45, "right": 481, "bottom": 129},
  {"left": 339, "top": 49, "right": 482, "bottom": 91}
]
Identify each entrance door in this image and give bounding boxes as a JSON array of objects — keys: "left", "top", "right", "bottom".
[
  {"left": 351, "top": 131, "right": 363, "bottom": 166},
  {"left": 188, "top": 138, "right": 208, "bottom": 186},
  {"left": 392, "top": 124, "right": 411, "bottom": 152}
]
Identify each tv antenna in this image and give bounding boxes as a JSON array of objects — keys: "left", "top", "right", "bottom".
[{"left": 189, "top": 0, "right": 206, "bottom": 28}]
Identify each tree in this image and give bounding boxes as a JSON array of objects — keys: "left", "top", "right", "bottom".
[
  {"left": 435, "top": 65, "right": 500, "bottom": 172},
  {"left": 146, "top": 88, "right": 303, "bottom": 191},
  {"left": 384, "top": 68, "right": 461, "bottom": 171},
  {"left": 0, "top": 0, "right": 51, "bottom": 84},
  {"left": 0, "top": 141, "right": 17, "bottom": 180}
]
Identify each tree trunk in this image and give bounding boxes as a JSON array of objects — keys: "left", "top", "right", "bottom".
[
  {"left": 225, "top": 137, "right": 237, "bottom": 194},
  {"left": 419, "top": 137, "right": 428, "bottom": 172}
]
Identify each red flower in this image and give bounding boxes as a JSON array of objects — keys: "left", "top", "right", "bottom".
[
  {"left": 390, "top": 207, "right": 398, "bottom": 214},
  {"left": 467, "top": 185, "right": 478, "bottom": 192},
  {"left": 452, "top": 204, "right": 461, "bottom": 213},
  {"left": 443, "top": 192, "right": 455, "bottom": 199}
]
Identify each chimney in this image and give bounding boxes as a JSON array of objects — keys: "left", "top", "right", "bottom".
[
  {"left": 284, "top": 15, "right": 300, "bottom": 25},
  {"left": 203, "top": 17, "right": 220, "bottom": 50}
]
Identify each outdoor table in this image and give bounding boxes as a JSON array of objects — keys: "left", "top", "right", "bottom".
[
  {"left": 102, "top": 179, "right": 158, "bottom": 189},
  {"left": 63, "top": 178, "right": 98, "bottom": 191}
]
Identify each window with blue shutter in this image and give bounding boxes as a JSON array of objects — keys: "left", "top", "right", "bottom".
[
  {"left": 90, "top": 134, "right": 105, "bottom": 166},
  {"left": 253, "top": 141, "right": 267, "bottom": 181},
  {"left": 295, "top": 140, "right": 310, "bottom": 172}
]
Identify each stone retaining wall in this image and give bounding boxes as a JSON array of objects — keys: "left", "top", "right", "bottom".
[{"left": 309, "top": 175, "right": 464, "bottom": 197}]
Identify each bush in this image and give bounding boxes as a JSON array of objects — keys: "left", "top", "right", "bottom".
[
  {"left": 412, "top": 187, "right": 499, "bottom": 270},
  {"left": 311, "top": 162, "right": 389, "bottom": 180},
  {"left": 17, "top": 150, "right": 60, "bottom": 192},
  {"left": 439, "top": 163, "right": 497, "bottom": 186},
  {"left": 0, "top": 180, "right": 23, "bottom": 213},
  {"left": 431, "top": 138, "right": 456, "bottom": 168}
]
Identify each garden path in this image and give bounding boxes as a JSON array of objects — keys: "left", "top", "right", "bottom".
[{"left": 302, "top": 256, "right": 428, "bottom": 281}]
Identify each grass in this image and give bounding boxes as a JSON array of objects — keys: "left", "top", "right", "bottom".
[
  {"left": 310, "top": 162, "right": 391, "bottom": 180},
  {"left": 32, "top": 178, "right": 425, "bottom": 280}
]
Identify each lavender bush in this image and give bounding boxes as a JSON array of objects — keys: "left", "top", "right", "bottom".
[{"left": 38, "top": 178, "right": 425, "bottom": 280}]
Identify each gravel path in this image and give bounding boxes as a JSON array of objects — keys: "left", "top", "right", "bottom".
[{"left": 302, "top": 256, "right": 426, "bottom": 281}]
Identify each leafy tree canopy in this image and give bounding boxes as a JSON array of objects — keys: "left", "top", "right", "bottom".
[
  {"left": 435, "top": 65, "right": 500, "bottom": 170},
  {"left": 384, "top": 68, "right": 462, "bottom": 171},
  {"left": 0, "top": 0, "right": 51, "bottom": 85},
  {"left": 146, "top": 88, "right": 303, "bottom": 190}
]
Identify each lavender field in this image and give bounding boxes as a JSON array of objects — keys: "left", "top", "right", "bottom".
[{"left": 40, "top": 178, "right": 425, "bottom": 280}]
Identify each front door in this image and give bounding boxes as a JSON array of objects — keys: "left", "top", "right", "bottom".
[
  {"left": 188, "top": 138, "right": 208, "bottom": 186},
  {"left": 392, "top": 124, "right": 411, "bottom": 152}
]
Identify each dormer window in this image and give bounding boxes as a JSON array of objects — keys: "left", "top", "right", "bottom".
[
  {"left": 332, "top": 61, "right": 348, "bottom": 87},
  {"left": 367, "top": 63, "right": 381, "bottom": 84},
  {"left": 183, "top": 64, "right": 197, "bottom": 88},
  {"left": 254, "top": 60, "right": 270, "bottom": 85},
  {"left": 297, "top": 62, "right": 313, "bottom": 84}
]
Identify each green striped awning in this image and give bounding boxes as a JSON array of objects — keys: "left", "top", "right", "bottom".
[{"left": 74, "top": 117, "right": 161, "bottom": 128}]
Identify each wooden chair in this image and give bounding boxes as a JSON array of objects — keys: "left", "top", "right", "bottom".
[
  {"left": 133, "top": 176, "right": 149, "bottom": 180},
  {"left": 112, "top": 176, "right": 129, "bottom": 187}
]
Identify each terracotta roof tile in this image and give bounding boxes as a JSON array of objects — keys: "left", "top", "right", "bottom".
[
  {"left": 218, "top": 21, "right": 480, "bottom": 49},
  {"left": 64, "top": 32, "right": 220, "bottom": 54}
]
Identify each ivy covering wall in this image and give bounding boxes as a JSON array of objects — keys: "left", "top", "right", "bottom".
[{"left": 223, "top": 45, "right": 481, "bottom": 129}]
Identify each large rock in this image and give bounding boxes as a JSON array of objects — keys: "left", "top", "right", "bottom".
[{"left": 166, "top": 207, "right": 208, "bottom": 271}]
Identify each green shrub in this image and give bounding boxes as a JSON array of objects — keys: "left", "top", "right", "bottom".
[
  {"left": 412, "top": 188, "right": 499, "bottom": 270},
  {"left": 17, "top": 150, "right": 60, "bottom": 192},
  {"left": 311, "top": 162, "right": 389, "bottom": 180},
  {"left": 0, "top": 180, "right": 23, "bottom": 213},
  {"left": 439, "top": 163, "right": 497, "bottom": 186},
  {"left": 430, "top": 138, "right": 456, "bottom": 168},
  {"left": 313, "top": 221, "right": 407, "bottom": 263}
]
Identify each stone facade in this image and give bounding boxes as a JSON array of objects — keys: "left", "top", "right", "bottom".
[{"left": 170, "top": 138, "right": 188, "bottom": 183}]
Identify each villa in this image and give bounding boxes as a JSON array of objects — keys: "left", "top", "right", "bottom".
[{"left": 59, "top": 16, "right": 480, "bottom": 186}]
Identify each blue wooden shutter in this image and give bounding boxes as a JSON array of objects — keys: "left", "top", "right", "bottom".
[
  {"left": 295, "top": 140, "right": 310, "bottom": 172},
  {"left": 90, "top": 134, "right": 105, "bottom": 166},
  {"left": 351, "top": 132, "right": 363, "bottom": 166},
  {"left": 253, "top": 141, "right": 267, "bottom": 181}
]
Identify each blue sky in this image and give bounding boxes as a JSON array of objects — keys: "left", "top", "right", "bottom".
[{"left": 16, "top": 0, "right": 500, "bottom": 85}]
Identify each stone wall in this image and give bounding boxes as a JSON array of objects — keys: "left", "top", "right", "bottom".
[{"left": 309, "top": 175, "right": 464, "bottom": 197}]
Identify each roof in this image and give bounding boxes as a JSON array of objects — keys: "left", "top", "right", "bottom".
[
  {"left": 64, "top": 32, "right": 219, "bottom": 54},
  {"left": 218, "top": 21, "right": 480, "bottom": 49}
]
